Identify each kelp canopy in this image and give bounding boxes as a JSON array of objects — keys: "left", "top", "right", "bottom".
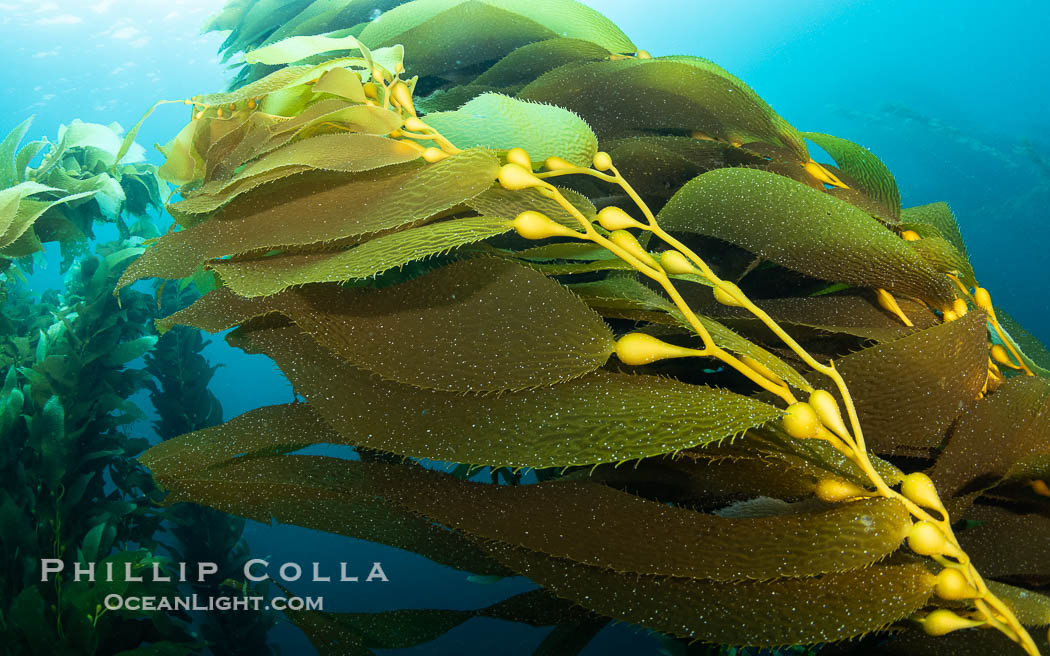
[{"left": 120, "top": 0, "right": 1050, "bottom": 654}]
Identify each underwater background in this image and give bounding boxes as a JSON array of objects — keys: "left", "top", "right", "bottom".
[{"left": 1, "top": 1, "right": 1047, "bottom": 654}]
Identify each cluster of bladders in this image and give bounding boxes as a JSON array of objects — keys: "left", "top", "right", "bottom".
[
  {"left": 172, "top": 57, "right": 1042, "bottom": 653},
  {"left": 493, "top": 147, "right": 1044, "bottom": 653}
]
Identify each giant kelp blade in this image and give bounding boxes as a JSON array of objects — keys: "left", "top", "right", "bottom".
[
  {"left": 900, "top": 201, "right": 969, "bottom": 259},
  {"left": 931, "top": 376, "right": 1050, "bottom": 513},
  {"left": 488, "top": 546, "right": 934, "bottom": 647},
  {"left": 470, "top": 37, "right": 611, "bottom": 89},
  {"left": 867, "top": 628, "right": 1050, "bottom": 656},
  {"left": 578, "top": 454, "right": 818, "bottom": 508},
  {"left": 140, "top": 402, "right": 328, "bottom": 473},
  {"left": 0, "top": 186, "right": 96, "bottom": 251},
  {"left": 803, "top": 131, "right": 901, "bottom": 222},
  {"left": 368, "top": 469, "right": 911, "bottom": 580},
  {"left": 906, "top": 235, "right": 977, "bottom": 287},
  {"left": 700, "top": 293, "right": 938, "bottom": 342},
  {"left": 147, "top": 415, "right": 908, "bottom": 582},
  {"left": 657, "top": 167, "right": 956, "bottom": 307},
  {"left": 211, "top": 216, "right": 512, "bottom": 297},
  {"left": 0, "top": 116, "right": 33, "bottom": 188},
  {"left": 998, "top": 308, "right": 1050, "bottom": 378},
  {"left": 566, "top": 274, "right": 812, "bottom": 391},
  {"left": 195, "top": 56, "right": 381, "bottom": 106},
  {"left": 604, "top": 136, "right": 764, "bottom": 200},
  {"left": 116, "top": 148, "right": 498, "bottom": 291},
  {"left": 205, "top": 0, "right": 315, "bottom": 61},
  {"left": 172, "top": 133, "right": 421, "bottom": 215},
  {"left": 957, "top": 503, "right": 1050, "bottom": 586},
  {"left": 234, "top": 324, "right": 781, "bottom": 468},
  {"left": 467, "top": 185, "right": 596, "bottom": 228},
  {"left": 171, "top": 100, "right": 406, "bottom": 191},
  {"left": 279, "top": 588, "right": 589, "bottom": 651},
  {"left": 244, "top": 33, "right": 371, "bottom": 65},
  {"left": 519, "top": 57, "right": 807, "bottom": 160},
  {"left": 831, "top": 311, "right": 988, "bottom": 454},
  {"left": 279, "top": 601, "right": 375, "bottom": 656},
  {"left": 161, "top": 258, "right": 613, "bottom": 392},
  {"left": 256, "top": 1, "right": 412, "bottom": 48},
  {"left": 358, "top": 0, "right": 634, "bottom": 78},
  {"left": 147, "top": 449, "right": 512, "bottom": 577},
  {"left": 986, "top": 581, "right": 1050, "bottom": 627},
  {"left": 422, "top": 94, "right": 598, "bottom": 167}
]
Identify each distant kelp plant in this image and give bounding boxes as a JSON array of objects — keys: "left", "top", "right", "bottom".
[
  {"left": 0, "top": 118, "right": 164, "bottom": 277},
  {"left": 0, "top": 119, "right": 275, "bottom": 655},
  {"left": 123, "top": 1, "right": 1050, "bottom": 654},
  {"left": 0, "top": 119, "right": 200, "bottom": 654}
]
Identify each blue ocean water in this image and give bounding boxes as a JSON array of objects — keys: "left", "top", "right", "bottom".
[{"left": 1, "top": 1, "right": 1047, "bottom": 654}]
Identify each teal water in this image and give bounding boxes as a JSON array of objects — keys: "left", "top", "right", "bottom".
[{"left": 1, "top": 1, "right": 1047, "bottom": 654}]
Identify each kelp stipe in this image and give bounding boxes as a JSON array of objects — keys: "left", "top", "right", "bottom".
[{"left": 128, "top": 1, "right": 1050, "bottom": 654}]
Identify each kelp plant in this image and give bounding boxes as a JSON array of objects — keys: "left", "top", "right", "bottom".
[
  {"left": 0, "top": 119, "right": 201, "bottom": 654},
  {"left": 122, "top": 1, "right": 1050, "bottom": 654}
]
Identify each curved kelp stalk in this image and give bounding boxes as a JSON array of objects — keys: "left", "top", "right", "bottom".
[{"left": 125, "top": 1, "right": 1050, "bottom": 654}]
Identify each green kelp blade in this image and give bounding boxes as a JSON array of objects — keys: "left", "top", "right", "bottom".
[
  {"left": 280, "top": 604, "right": 374, "bottom": 656},
  {"left": 900, "top": 201, "right": 969, "bottom": 258},
  {"left": 147, "top": 453, "right": 512, "bottom": 578},
  {"left": 699, "top": 293, "right": 938, "bottom": 342},
  {"left": 168, "top": 99, "right": 406, "bottom": 190},
  {"left": 116, "top": 148, "right": 498, "bottom": 292},
  {"left": 0, "top": 182, "right": 57, "bottom": 235},
  {"left": 737, "top": 429, "right": 905, "bottom": 490},
  {"left": 488, "top": 545, "right": 934, "bottom": 647},
  {"left": 358, "top": 0, "right": 635, "bottom": 78},
  {"left": 422, "top": 93, "right": 597, "bottom": 167},
  {"left": 565, "top": 275, "right": 812, "bottom": 391},
  {"left": 519, "top": 57, "right": 807, "bottom": 160},
  {"left": 957, "top": 503, "right": 1050, "bottom": 586},
  {"left": 830, "top": 310, "right": 989, "bottom": 455},
  {"left": 513, "top": 242, "right": 616, "bottom": 261},
  {"left": 196, "top": 55, "right": 388, "bottom": 106},
  {"left": 172, "top": 133, "right": 420, "bottom": 215},
  {"left": 471, "top": 37, "right": 612, "bottom": 89},
  {"left": 467, "top": 184, "right": 596, "bottom": 228},
  {"left": 906, "top": 235, "right": 977, "bottom": 287},
  {"left": 210, "top": 216, "right": 512, "bottom": 297},
  {"left": 575, "top": 453, "right": 818, "bottom": 507},
  {"left": 146, "top": 427, "right": 908, "bottom": 583},
  {"left": 802, "top": 132, "right": 900, "bottom": 222},
  {"left": 141, "top": 402, "right": 332, "bottom": 473},
  {"left": 159, "top": 258, "right": 614, "bottom": 392},
  {"left": 657, "top": 167, "right": 956, "bottom": 308},
  {"left": 604, "top": 136, "right": 765, "bottom": 200},
  {"left": 1005, "top": 453, "right": 1050, "bottom": 484},
  {"left": 183, "top": 100, "right": 405, "bottom": 195},
  {"left": 278, "top": 587, "right": 590, "bottom": 651},
  {"left": 0, "top": 117, "right": 33, "bottom": 188},
  {"left": 205, "top": 0, "right": 317, "bottom": 61},
  {"left": 244, "top": 33, "right": 372, "bottom": 66},
  {"left": 864, "top": 625, "right": 1050, "bottom": 656},
  {"left": 363, "top": 467, "right": 911, "bottom": 580},
  {"left": 931, "top": 376, "right": 1050, "bottom": 515},
  {"left": 519, "top": 259, "right": 636, "bottom": 276},
  {"left": 232, "top": 324, "right": 780, "bottom": 468},
  {"left": 986, "top": 581, "right": 1050, "bottom": 627},
  {"left": 254, "top": 2, "right": 412, "bottom": 49},
  {"left": 0, "top": 187, "right": 96, "bottom": 252},
  {"left": 311, "top": 66, "right": 368, "bottom": 102},
  {"left": 997, "top": 308, "right": 1050, "bottom": 378}
]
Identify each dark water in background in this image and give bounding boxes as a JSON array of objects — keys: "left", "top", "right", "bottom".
[{"left": 1, "top": 1, "right": 1048, "bottom": 654}]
